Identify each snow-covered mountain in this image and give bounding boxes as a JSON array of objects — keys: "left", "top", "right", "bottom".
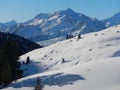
[
  {"left": 103, "top": 12, "right": 120, "bottom": 27},
  {"left": 0, "top": 20, "right": 17, "bottom": 34},
  {"left": 0, "top": 20, "right": 17, "bottom": 27},
  {"left": 0, "top": 8, "right": 105, "bottom": 44},
  {"left": 0, "top": 23, "right": 4, "bottom": 28},
  {"left": 4, "top": 20, "right": 17, "bottom": 26},
  {"left": 2, "top": 25, "right": 120, "bottom": 90}
]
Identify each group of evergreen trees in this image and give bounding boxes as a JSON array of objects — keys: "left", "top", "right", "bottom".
[
  {"left": 0, "top": 40, "right": 43, "bottom": 89},
  {"left": 66, "top": 34, "right": 81, "bottom": 40},
  {"left": 0, "top": 32, "right": 41, "bottom": 56},
  {"left": 66, "top": 34, "right": 74, "bottom": 39},
  {"left": 0, "top": 40, "right": 23, "bottom": 87}
]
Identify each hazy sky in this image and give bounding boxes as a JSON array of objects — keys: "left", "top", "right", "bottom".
[{"left": 0, "top": 0, "right": 120, "bottom": 23}]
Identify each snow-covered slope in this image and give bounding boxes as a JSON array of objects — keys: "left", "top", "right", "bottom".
[
  {"left": 0, "top": 8, "right": 105, "bottom": 44},
  {"left": 2, "top": 25, "right": 120, "bottom": 90},
  {"left": 103, "top": 12, "right": 120, "bottom": 27}
]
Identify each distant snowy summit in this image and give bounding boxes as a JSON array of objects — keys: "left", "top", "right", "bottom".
[
  {"left": 103, "top": 12, "right": 120, "bottom": 27},
  {"left": 5, "top": 20, "right": 17, "bottom": 26},
  {"left": 0, "top": 8, "right": 119, "bottom": 46},
  {"left": 0, "top": 20, "right": 17, "bottom": 27}
]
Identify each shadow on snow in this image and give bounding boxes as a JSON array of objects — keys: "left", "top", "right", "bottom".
[
  {"left": 112, "top": 50, "right": 120, "bottom": 57},
  {"left": 11, "top": 73, "right": 85, "bottom": 88}
]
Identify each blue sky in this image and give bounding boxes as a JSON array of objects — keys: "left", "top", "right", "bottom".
[{"left": 0, "top": 0, "right": 120, "bottom": 23}]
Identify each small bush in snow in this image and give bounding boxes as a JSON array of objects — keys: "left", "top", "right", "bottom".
[
  {"left": 89, "top": 49, "right": 92, "bottom": 51},
  {"left": 106, "top": 44, "right": 111, "bottom": 46},
  {"left": 94, "top": 34, "right": 97, "bottom": 36},
  {"left": 50, "top": 58, "right": 53, "bottom": 60},
  {"left": 101, "top": 33, "right": 104, "bottom": 35},
  {"left": 117, "top": 31, "right": 120, "bottom": 33},
  {"left": 44, "top": 55, "right": 47, "bottom": 57}
]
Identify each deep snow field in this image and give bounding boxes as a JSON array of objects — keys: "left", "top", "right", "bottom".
[{"left": 2, "top": 25, "right": 120, "bottom": 90}]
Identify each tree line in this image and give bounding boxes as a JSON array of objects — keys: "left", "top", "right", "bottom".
[{"left": 0, "top": 40, "right": 23, "bottom": 87}]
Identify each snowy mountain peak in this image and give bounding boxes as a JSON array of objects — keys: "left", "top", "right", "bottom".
[
  {"left": 66, "top": 7, "right": 73, "bottom": 11},
  {"left": 64, "top": 8, "right": 76, "bottom": 14},
  {"left": 113, "top": 11, "right": 120, "bottom": 18},
  {"left": 34, "top": 13, "right": 48, "bottom": 19},
  {"left": 52, "top": 8, "right": 77, "bottom": 17},
  {"left": 5, "top": 20, "right": 17, "bottom": 26}
]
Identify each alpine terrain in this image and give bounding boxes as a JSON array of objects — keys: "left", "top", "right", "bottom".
[
  {"left": 0, "top": 8, "right": 105, "bottom": 46},
  {"left": 1, "top": 25, "right": 120, "bottom": 90}
]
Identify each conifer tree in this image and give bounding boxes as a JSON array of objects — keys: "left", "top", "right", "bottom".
[
  {"left": 26, "top": 56, "right": 30, "bottom": 64},
  {"left": 78, "top": 34, "right": 81, "bottom": 39},
  {"left": 62, "top": 58, "right": 65, "bottom": 63},
  {"left": 35, "top": 77, "right": 43, "bottom": 90},
  {"left": 0, "top": 40, "right": 23, "bottom": 86},
  {"left": 1, "top": 61, "right": 12, "bottom": 86},
  {"left": 66, "top": 35, "right": 69, "bottom": 39}
]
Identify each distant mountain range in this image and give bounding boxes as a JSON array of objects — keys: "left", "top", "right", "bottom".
[{"left": 0, "top": 8, "right": 119, "bottom": 46}]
